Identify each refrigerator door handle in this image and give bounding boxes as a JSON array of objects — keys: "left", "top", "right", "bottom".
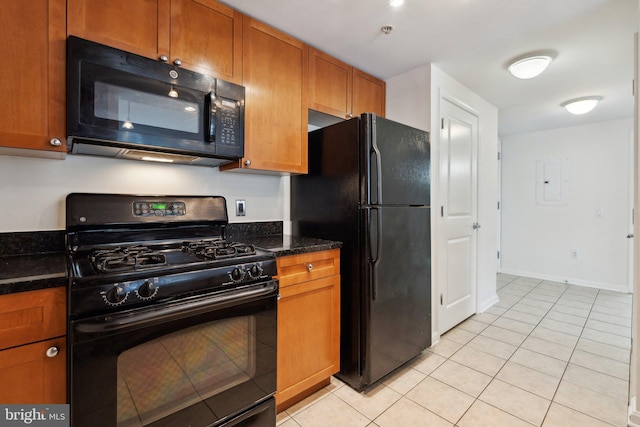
[
  {"left": 368, "top": 206, "right": 383, "bottom": 301},
  {"left": 370, "top": 131, "right": 383, "bottom": 204}
]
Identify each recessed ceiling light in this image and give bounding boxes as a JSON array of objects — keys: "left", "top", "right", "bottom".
[
  {"left": 390, "top": 0, "right": 404, "bottom": 6},
  {"left": 561, "top": 96, "right": 602, "bottom": 115},
  {"left": 507, "top": 53, "right": 554, "bottom": 79}
]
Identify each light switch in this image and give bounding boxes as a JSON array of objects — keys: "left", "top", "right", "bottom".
[{"left": 236, "top": 200, "right": 246, "bottom": 216}]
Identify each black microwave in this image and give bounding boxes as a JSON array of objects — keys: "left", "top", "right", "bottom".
[{"left": 67, "top": 36, "right": 244, "bottom": 167}]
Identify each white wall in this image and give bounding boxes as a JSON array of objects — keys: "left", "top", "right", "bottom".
[
  {"left": 501, "top": 118, "right": 633, "bottom": 291},
  {"left": 386, "top": 64, "right": 431, "bottom": 132},
  {"left": 0, "top": 154, "right": 287, "bottom": 232},
  {"left": 386, "top": 64, "right": 499, "bottom": 338}
]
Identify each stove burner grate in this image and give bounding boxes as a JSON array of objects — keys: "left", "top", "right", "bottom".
[
  {"left": 182, "top": 239, "right": 256, "bottom": 260},
  {"left": 91, "top": 245, "right": 167, "bottom": 273}
]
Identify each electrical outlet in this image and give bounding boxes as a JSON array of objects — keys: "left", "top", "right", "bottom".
[
  {"left": 236, "top": 200, "right": 246, "bottom": 216},
  {"left": 571, "top": 249, "right": 578, "bottom": 259}
]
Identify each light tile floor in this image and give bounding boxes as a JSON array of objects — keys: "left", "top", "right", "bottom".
[{"left": 276, "top": 274, "right": 632, "bottom": 426}]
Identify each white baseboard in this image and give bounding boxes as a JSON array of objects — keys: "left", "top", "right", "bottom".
[
  {"left": 499, "top": 268, "right": 630, "bottom": 294},
  {"left": 478, "top": 293, "right": 499, "bottom": 313},
  {"left": 430, "top": 331, "right": 440, "bottom": 348},
  {"left": 629, "top": 395, "right": 640, "bottom": 426}
]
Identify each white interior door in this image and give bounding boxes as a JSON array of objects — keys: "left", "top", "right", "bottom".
[{"left": 438, "top": 98, "right": 479, "bottom": 334}]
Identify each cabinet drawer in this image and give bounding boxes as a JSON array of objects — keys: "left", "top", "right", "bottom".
[
  {"left": 276, "top": 249, "right": 340, "bottom": 288},
  {"left": 0, "top": 287, "right": 66, "bottom": 351}
]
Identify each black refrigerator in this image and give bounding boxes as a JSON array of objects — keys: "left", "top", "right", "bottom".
[{"left": 291, "top": 113, "right": 431, "bottom": 391}]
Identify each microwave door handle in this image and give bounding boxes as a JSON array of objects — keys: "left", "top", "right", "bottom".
[{"left": 206, "top": 92, "right": 216, "bottom": 143}]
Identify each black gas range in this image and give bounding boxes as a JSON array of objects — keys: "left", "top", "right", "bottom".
[
  {"left": 66, "top": 193, "right": 277, "bottom": 427},
  {"left": 66, "top": 193, "right": 277, "bottom": 318}
]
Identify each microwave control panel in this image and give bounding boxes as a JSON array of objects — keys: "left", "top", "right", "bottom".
[{"left": 216, "top": 98, "right": 240, "bottom": 147}]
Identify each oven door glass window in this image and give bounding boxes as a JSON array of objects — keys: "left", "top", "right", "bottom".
[
  {"left": 71, "top": 286, "right": 277, "bottom": 427},
  {"left": 117, "top": 316, "right": 256, "bottom": 427}
]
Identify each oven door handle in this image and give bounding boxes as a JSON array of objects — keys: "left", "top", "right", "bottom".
[{"left": 74, "top": 280, "right": 278, "bottom": 334}]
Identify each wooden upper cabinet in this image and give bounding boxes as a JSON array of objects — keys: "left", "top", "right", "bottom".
[
  {"left": 309, "top": 48, "right": 352, "bottom": 119},
  {"left": 222, "top": 17, "right": 308, "bottom": 174},
  {"left": 0, "top": 0, "right": 66, "bottom": 153},
  {"left": 352, "top": 68, "right": 386, "bottom": 118},
  {"left": 309, "top": 48, "right": 386, "bottom": 120},
  {"left": 67, "top": 0, "right": 163, "bottom": 60},
  {"left": 67, "top": 0, "right": 243, "bottom": 84},
  {"left": 169, "top": 0, "right": 242, "bottom": 82}
]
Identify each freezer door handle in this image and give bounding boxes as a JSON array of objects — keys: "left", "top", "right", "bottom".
[{"left": 368, "top": 207, "right": 383, "bottom": 301}]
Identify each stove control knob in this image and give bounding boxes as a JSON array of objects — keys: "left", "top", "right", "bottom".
[
  {"left": 229, "top": 267, "right": 245, "bottom": 282},
  {"left": 248, "top": 264, "right": 263, "bottom": 278},
  {"left": 104, "top": 285, "right": 128, "bottom": 305},
  {"left": 137, "top": 280, "right": 157, "bottom": 299}
]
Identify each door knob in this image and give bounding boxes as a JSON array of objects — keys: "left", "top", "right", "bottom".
[{"left": 472, "top": 223, "right": 481, "bottom": 229}]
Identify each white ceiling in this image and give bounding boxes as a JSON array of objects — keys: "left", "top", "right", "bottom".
[{"left": 220, "top": 0, "right": 637, "bottom": 136}]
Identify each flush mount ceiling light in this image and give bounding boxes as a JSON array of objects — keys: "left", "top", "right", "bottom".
[
  {"left": 561, "top": 96, "right": 602, "bottom": 115},
  {"left": 390, "top": 0, "right": 404, "bottom": 7},
  {"left": 507, "top": 53, "right": 554, "bottom": 79}
]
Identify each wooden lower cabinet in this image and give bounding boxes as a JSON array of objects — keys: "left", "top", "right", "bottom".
[
  {"left": 0, "top": 287, "right": 67, "bottom": 404},
  {"left": 275, "top": 249, "right": 340, "bottom": 412},
  {"left": 0, "top": 337, "right": 66, "bottom": 404}
]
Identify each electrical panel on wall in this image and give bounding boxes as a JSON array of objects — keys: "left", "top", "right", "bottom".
[{"left": 535, "top": 159, "right": 568, "bottom": 205}]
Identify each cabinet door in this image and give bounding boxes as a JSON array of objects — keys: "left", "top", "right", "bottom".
[
  {"left": 67, "top": 0, "right": 166, "bottom": 60},
  {"left": 68, "top": 0, "right": 242, "bottom": 81},
  {"left": 352, "top": 68, "right": 386, "bottom": 118},
  {"left": 170, "top": 0, "right": 242, "bottom": 83},
  {"left": 0, "top": 337, "right": 66, "bottom": 404},
  {"left": 309, "top": 48, "right": 352, "bottom": 119},
  {"left": 226, "top": 17, "right": 308, "bottom": 173},
  {"left": 0, "top": 0, "right": 66, "bottom": 152},
  {"left": 276, "top": 275, "right": 340, "bottom": 407}
]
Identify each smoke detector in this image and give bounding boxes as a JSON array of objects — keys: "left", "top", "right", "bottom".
[{"left": 381, "top": 25, "right": 393, "bottom": 35}]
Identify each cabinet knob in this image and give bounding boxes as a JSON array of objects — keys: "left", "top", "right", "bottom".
[
  {"left": 159, "top": 55, "right": 169, "bottom": 62},
  {"left": 346, "top": 113, "right": 353, "bottom": 119},
  {"left": 244, "top": 159, "right": 251, "bottom": 166},
  {"left": 46, "top": 346, "right": 59, "bottom": 358},
  {"left": 173, "top": 58, "right": 182, "bottom": 67},
  {"left": 49, "top": 138, "right": 62, "bottom": 147},
  {"left": 306, "top": 263, "right": 313, "bottom": 272}
]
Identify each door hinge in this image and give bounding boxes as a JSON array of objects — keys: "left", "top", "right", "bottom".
[
  {"left": 497, "top": 201, "right": 500, "bottom": 210},
  {"left": 440, "top": 294, "right": 443, "bottom": 305},
  {"left": 498, "top": 152, "right": 501, "bottom": 160},
  {"left": 441, "top": 118, "right": 444, "bottom": 130},
  {"left": 497, "top": 251, "right": 500, "bottom": 259},
  {"left": 440, "top": 206, "right": 444, "bottom": 217}
]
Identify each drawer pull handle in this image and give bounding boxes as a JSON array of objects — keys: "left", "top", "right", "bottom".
[
  {"left": 306, "top": 263, "right": 313, "bottom": 272},
  {"left": 46, "top": 346, "right": 59, "bottom": 358}
]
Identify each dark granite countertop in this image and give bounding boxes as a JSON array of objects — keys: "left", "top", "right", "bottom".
[
  {"left": 0, "top": 252, "right": 67, "bottom": 295},
  {"left": 236, "top": 235, "right": 342, "bottom": 257},
  {"left": 0, "top": 225, "right": 340, "bottom": 294}
]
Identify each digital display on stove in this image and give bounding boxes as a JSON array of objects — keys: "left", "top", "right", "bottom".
[{"left": 133, "top": 201, "right": 186, "bottom": 217}]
